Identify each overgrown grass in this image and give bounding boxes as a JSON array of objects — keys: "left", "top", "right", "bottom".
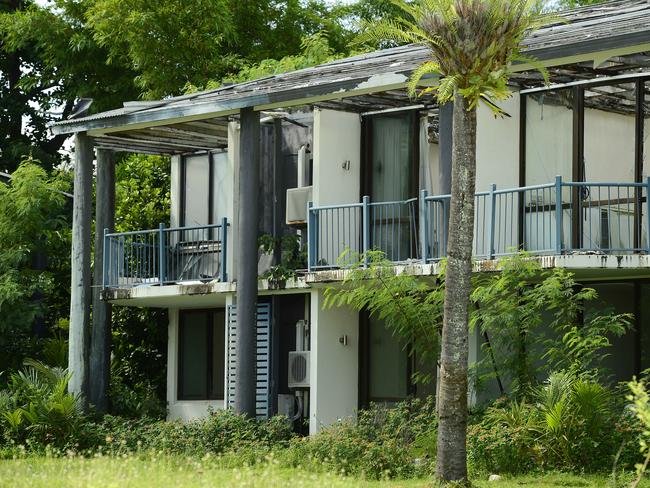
[{"left": 0, "top": 456, "right": 648, "bottom": 488}]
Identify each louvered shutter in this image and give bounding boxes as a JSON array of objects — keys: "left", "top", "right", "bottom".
[{"left": 226, "top": 303, "right": 272, "bottom": 418}]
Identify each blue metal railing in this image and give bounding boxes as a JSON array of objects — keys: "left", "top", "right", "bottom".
[
  {"left": 103, "top": 219, "right": 229, "bottom": 288},
  {"left": 307, "top": 197, "right": 419, "bottom": 270},
  {"left": 308, "top": 177, "right": 650, "bottom": 271}
]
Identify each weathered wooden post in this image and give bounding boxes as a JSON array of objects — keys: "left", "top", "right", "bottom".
[
  {"left": 235, "top": 107, "right": 260, "bottom": 416},
  {"left": 68, "top": 132, "right": 94, "bottom": 403},
  {"left": 90, "top": 148, "right": 115, "bottom": 412}
]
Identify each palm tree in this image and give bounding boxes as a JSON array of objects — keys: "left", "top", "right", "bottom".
[{"left": 358, "top": 0, "right": 555, "bottom": 482}]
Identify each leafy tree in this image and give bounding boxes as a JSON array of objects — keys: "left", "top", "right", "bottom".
[
  {"left": 0, "top": 0, "right": 139, "bottom": 172},
  {"left": 0, "top": 160, "right": 71, "bottom": 374},
  {"left": 0, "top": 0, "right": 355, "bottom": 171},
  {"left": 110, "top": 154, "right": 171, "bottom": 403},
  {"left": 472, "top": 256, "right": 631, "bottom": 396},
  {"left": 358, "top": 0, "right": 553, "bottom": 481},
  {"left": 86, "top": 0, "right": 237, "bottom": 99}
]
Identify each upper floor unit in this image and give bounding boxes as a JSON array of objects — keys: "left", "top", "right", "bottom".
[{"left": 52, "top": 0, "right": 650, "bottom": 297}]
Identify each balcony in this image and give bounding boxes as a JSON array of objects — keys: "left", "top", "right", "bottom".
[
  {"left": 103, "top": 219, "right": 229, "bottom": 288},
  {"left": 307, "top": 178, "right": 650, "bottom": 271}
]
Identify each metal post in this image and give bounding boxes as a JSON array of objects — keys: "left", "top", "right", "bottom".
[
  {"left": 555, "top": 175, "right": 563, "bottom": 254},
  {"left": 103, "top": 228, "right": 110, "bottom": 288},
  {"left": 488, "top": 184, "right": 497, "bottom": 259},
  {"left": 158, "top": 223, "right": 166, "bottom": 285},
  {"left": 420, "top": 190, "right": 429, "bottom": 263},
  {"left": 307, "top": 201, "right": 315, "bottom": 271},
  {"left": 362, "top": 195, "right": 370, "bottom": 267},
  {"left": 221, "top": 217, "right": 228, "bottom": 282},
  {"left": 646, "top": 177, "right": 650, "bottom": 253}
]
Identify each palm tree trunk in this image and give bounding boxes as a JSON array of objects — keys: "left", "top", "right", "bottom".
[{"left": 435, "top": 93, "right": 477, "bottom": 483}]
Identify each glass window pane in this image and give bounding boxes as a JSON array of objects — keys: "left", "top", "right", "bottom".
[
  {"left": 368, "top": 316, "right": 408, "bottom": 401},
  {"left": 584, "top": 283, "right": 635, "bottom": 382},
  {"left": 211, "top": 310, "right": 225, "bottom": 400},
  {"left": 524, "top": 90, "right": 574, "bottom": 252},
  {"left": 525, "top": 89, "right": 574, "bottom": 185},
  {"left": 184, "top": 154, "right": 210, "bottom": 226},
  {"left": 370, "top": 113, "right": 414, "bottom": 202},
  {"left": 584, "top": 83, "right": 636, "bottom": 182},
  {"left": 641, "top": 284, "right": 650, "bottom": 373},
  {"left": 179, "top": 311, "right": 208, "bottom": 400},
  {"left": 582, "top": 83, "right": 638, "bottom": 252}
]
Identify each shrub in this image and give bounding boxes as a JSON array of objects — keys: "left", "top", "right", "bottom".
[
  {"left": 468, "top": 373, "right": 645, "bottom": 476},
  {"left": 0, "top": 360, "right": 85, "bottom": 450},
  {"left": 96, "top": 409, "right": 293, "bottom": 457},
  {"left": 283, "top": 397, "right": 437, "bottom": 480}
]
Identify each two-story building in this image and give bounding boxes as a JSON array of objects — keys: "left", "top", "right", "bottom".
[{"left": 54, "top": 0, "right": 650, "bottom": 433}]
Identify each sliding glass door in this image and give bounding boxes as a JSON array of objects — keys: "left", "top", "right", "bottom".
[{"left": 364, "top": 111, "right": 419, "bottom": 261}]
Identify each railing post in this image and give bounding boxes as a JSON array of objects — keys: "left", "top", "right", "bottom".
[
  {"left": 102, "top": 228, "right": 110, "bottom": 288},
  {"left": 362, "top": 195, "right": 370, "bottom": 267},
  {"left": 158, "top": 223, "right": 166, "bottom": 285},
  {"left": 307, "top": 202, "right": 315, "bottom": 271},
  {"left": 488, "top": 184, "right": 497, "bottom": 259},
  {"left": 221, "top": 217, "right": 228, "bottom": 282},
  {"left": 646, "top": 177, "right": 650, "bottom": 254},
  {"left": 555, "top": 175, "right": 563, "bottom": 254},
  {"left": 420, "top": 190, "right": 429, "bottom": 264}
]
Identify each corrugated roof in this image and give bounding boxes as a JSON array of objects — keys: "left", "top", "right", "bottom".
[{"left": 52, "top": 0, "right": 650, "bottom": 135}]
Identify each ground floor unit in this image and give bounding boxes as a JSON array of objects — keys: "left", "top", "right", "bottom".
[{"left": 106, "top": 256, "right": 650, "bottom": 432}]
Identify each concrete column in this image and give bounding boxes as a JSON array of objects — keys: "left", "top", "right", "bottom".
[
  {"left": 89, "top": 148, "right": 115, "bottom": 412},
  {"left": 234, "top": 107, "right": 260, "bottom": 416},
  {"left": 68, "top": 132, "right": 94, "bottom": 402}
]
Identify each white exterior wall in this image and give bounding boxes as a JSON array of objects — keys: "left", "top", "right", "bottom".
[
  {"left": 170, "top": 155, "right": 182, "bottom": 228},
  {"left": 228, "top": 122, "right": 240, "bottom": 279},
  {"left": 309, "top": 289, "right": 359, "bottom": 434},
  {"left": 166, "top": 307, "right": 226, "bottom": 421}
]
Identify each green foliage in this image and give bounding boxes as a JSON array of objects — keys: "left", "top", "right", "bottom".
[
  {"left": 356, "top": 0, "right": 556, "bottom": 113},
  {"left": 86, "top": 0, "right": 236, "bottom": 99},
  {"left": 110, "top": 154, "right": 171, "bottom": 404},
  {"left": 0, "top": 160, "right": 71, "bottom": 374},
  {"left": 0, "top": 359, "right": 84, "bottom": 448},
  {"left": 283, "top": 397, "right": 437, "bottom": 479},
  {"left": 468, "top": 373, "right": 644, "bottom": 475},
  {"left": 91, "top": 409, "right": 294, "bottom": 458},
  {"left": 628, "top": 377, "right": 650, "bottom": 487},
  {"left": 258, "top": 234, "right": 307, "bottom": 287},
  {"left": 0, "top": 0, "right": 139, "bottom": 171},
  {"left": 324, "top": 251, "right": 442, "bottom": 384},
  {"left": 472, "top": 255, "right": 632, "bottom": 396},
  {"left": 210, "top": 33, "right": 340, "bottom": 88}
]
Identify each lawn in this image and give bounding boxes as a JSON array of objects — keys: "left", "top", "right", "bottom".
[{"left": 0, "top": 456, "right": 647, "bottom": 488}]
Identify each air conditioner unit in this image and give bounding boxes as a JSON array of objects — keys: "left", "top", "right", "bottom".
[
  {"left": 288, "top": 351, "right": 310, "bottom": 389},
  {"left": 286, "top": 186, "right": 313, "bottom": 227}
]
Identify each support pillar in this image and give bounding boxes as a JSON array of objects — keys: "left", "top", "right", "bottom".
[
  {"left": 90, "top": 148, "right": 115, "bottom": 412},
  {"left": 68, "top": 132, "right": 94, "bottom": 402},
  {"left": 235, "top": 107, "right": 260, "bottom": 416}
]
